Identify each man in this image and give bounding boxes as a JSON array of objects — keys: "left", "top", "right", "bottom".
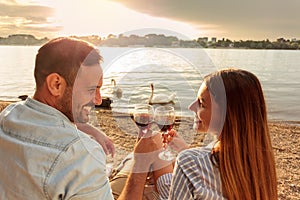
[{"left": 0, "top": 37, "right": 160, "bottom": 199}]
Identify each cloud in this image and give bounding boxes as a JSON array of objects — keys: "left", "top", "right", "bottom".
[
  {"left": 0, "top": 1, "right": 61, "bottom": 37},
  {"left": 1, "top": 0, "right": 299, "bottom": 40},
  {"left": 111, "top": 0, "right": 300, "bottom": 39}
]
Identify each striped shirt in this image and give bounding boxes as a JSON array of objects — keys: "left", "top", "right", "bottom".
[{"left": 157, "top": 147, "right": 226, "bottom": 200}]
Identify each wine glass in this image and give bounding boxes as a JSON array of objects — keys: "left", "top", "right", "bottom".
[
  {"left": 154, "top": 105, "right": 177, "bottom": 161},
  {"left": 133, "top": 104, "right": 154, "bottom": 136}
]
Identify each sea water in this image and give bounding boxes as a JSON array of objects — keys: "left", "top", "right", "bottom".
[{"left": 0, "top": 46, "right": 299, "bottom": 122}]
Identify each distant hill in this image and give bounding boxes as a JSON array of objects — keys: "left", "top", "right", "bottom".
[
  {"left": 0, "top": 34, "right": 299, "bottom": 50},
  {"left": 0, "top": 34, "right": 49, "bottom": 46}
]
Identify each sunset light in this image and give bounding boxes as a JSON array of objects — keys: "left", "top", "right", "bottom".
[
  {"left": 0, "top": 1, "right": 300, "bottom": 199},
  {"left": 0, "top": 0, "right": 299, "bottom": 40},
  {"left": 36, "top": 0, "right": 202, "bottom": 39}
]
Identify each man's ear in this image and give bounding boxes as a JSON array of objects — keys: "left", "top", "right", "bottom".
[{"left": 45, "top": 73, "right": 66, "bottom": 97}]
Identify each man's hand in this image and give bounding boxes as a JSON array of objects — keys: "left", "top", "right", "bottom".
[
  {"left": 118, "top": 132, "right": 164, "bottom": 200},
  {"left": 131, "top": 131, "right": 163, "bottom": 173},
  {"left": 76, "top": 123, "right": 115, "bottom": 157}
]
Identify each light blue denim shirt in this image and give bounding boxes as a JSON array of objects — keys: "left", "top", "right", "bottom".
[{"left": 0, "top": 98, "right": 114, "bottom": 200}]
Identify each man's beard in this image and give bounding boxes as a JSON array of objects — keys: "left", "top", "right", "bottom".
[{"left": 56, "top": 88, "right": 74, "bottom": 122}]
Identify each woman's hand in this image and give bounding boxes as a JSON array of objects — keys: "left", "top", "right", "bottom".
[{"left": 167, "top": 129, "right": 190, "bottom": 153}]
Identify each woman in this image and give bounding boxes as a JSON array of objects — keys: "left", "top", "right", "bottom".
[{"left": 157, "top": 68, "right": 278, "bottom": 199}]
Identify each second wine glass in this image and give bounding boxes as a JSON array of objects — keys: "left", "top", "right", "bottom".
[{"left": 154, "top": 105, "right": 177, "bottom": 161}]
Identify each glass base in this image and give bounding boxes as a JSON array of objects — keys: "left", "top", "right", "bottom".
[{"left": 159, "top": 149, "right": 177, "bottom": 161}]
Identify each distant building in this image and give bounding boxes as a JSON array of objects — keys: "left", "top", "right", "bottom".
[
  {"left": 211, "top": 37, "right": 217, "bottom": 43},
  {"left": 291, "top": 38, "right": 297, "bottom": 42},
  {"left": 198, "top": 37, "right": 208, "bottom": 43},
  {"left": 277, "top": 38, "right": 286, "bottom": 43}
]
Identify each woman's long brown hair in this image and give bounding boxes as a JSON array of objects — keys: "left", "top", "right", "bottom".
[{"left": 206, "top": 68, "right": 278, "bottom": 200}]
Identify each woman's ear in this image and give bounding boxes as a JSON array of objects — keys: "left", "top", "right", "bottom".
[{"left": 45, "top": 73, "right": 66, "bottom": 97}]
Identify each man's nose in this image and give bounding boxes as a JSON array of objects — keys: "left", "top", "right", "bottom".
[{"left": 93, "top": 90, "right": 102, "bottom": 105}]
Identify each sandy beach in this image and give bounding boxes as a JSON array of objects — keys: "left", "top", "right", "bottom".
[{"left": 1, "top": 101, "right": 299, "bottom": 199}]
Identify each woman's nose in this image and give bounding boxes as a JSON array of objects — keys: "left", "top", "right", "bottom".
[{"left": 188, "top": 100, "right": 198, "bottom": 113}]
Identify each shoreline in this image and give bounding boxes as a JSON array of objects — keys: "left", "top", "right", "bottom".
[
  {"left": 0, "top": 101, "right": 299, "bottom": 199},
  {"left": 1, "top": 99, "right": 299, "bottom": 125}
]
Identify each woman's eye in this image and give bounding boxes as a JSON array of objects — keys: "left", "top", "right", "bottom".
[
  {"left": 198, "top": 99, "right": 204, "bottom": 108},
  {"left": 88, "top": 89, "right": 95, "bottom": 95}
]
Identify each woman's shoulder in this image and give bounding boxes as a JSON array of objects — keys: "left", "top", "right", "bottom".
[
  {"left": 180, "top": 146, "right": 211, "bottom": 157},
  {"left": 176, "top": 147, "right": 212, "bottom": 166}
]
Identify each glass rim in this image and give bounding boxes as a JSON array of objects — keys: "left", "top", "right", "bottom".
[{"left": 155, "top": 105, "right": 174, "bottom": 111}]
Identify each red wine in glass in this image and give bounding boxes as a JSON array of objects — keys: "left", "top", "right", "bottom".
[
  {"left": 154, "top": 106, "right": 177, "bottom": 161},
  {"left": 157, "top": 122, "right": 174, "bottom": 144},
  {"left": 134, "top": 113, "right": 153, "bottom": 128},
  {"left": 133, "top": 105, "right": 154, "bottom": 134},
  {"left": 157, "top": 123, "right": 174, "bottom": 132}
]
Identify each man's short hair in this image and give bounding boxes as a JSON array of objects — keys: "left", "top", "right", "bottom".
[{"left": 34, "top": 37, "right": 102, "bottom": 88}]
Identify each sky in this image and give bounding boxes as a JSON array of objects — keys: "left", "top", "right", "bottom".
[{"left": 0, "top": 0, "right": 299, "bottom": 40}]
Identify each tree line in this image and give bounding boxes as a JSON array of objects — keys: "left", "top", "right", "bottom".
[
  {"left": 1, "top": 34, "right": 299, "bottom": 50},
  {"left": 199, "top": 38, "right": 300, "bottom": 50}
]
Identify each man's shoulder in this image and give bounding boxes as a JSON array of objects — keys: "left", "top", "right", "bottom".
[{"left": 0, "top": 99, "right": 81, "bottom": 151}]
